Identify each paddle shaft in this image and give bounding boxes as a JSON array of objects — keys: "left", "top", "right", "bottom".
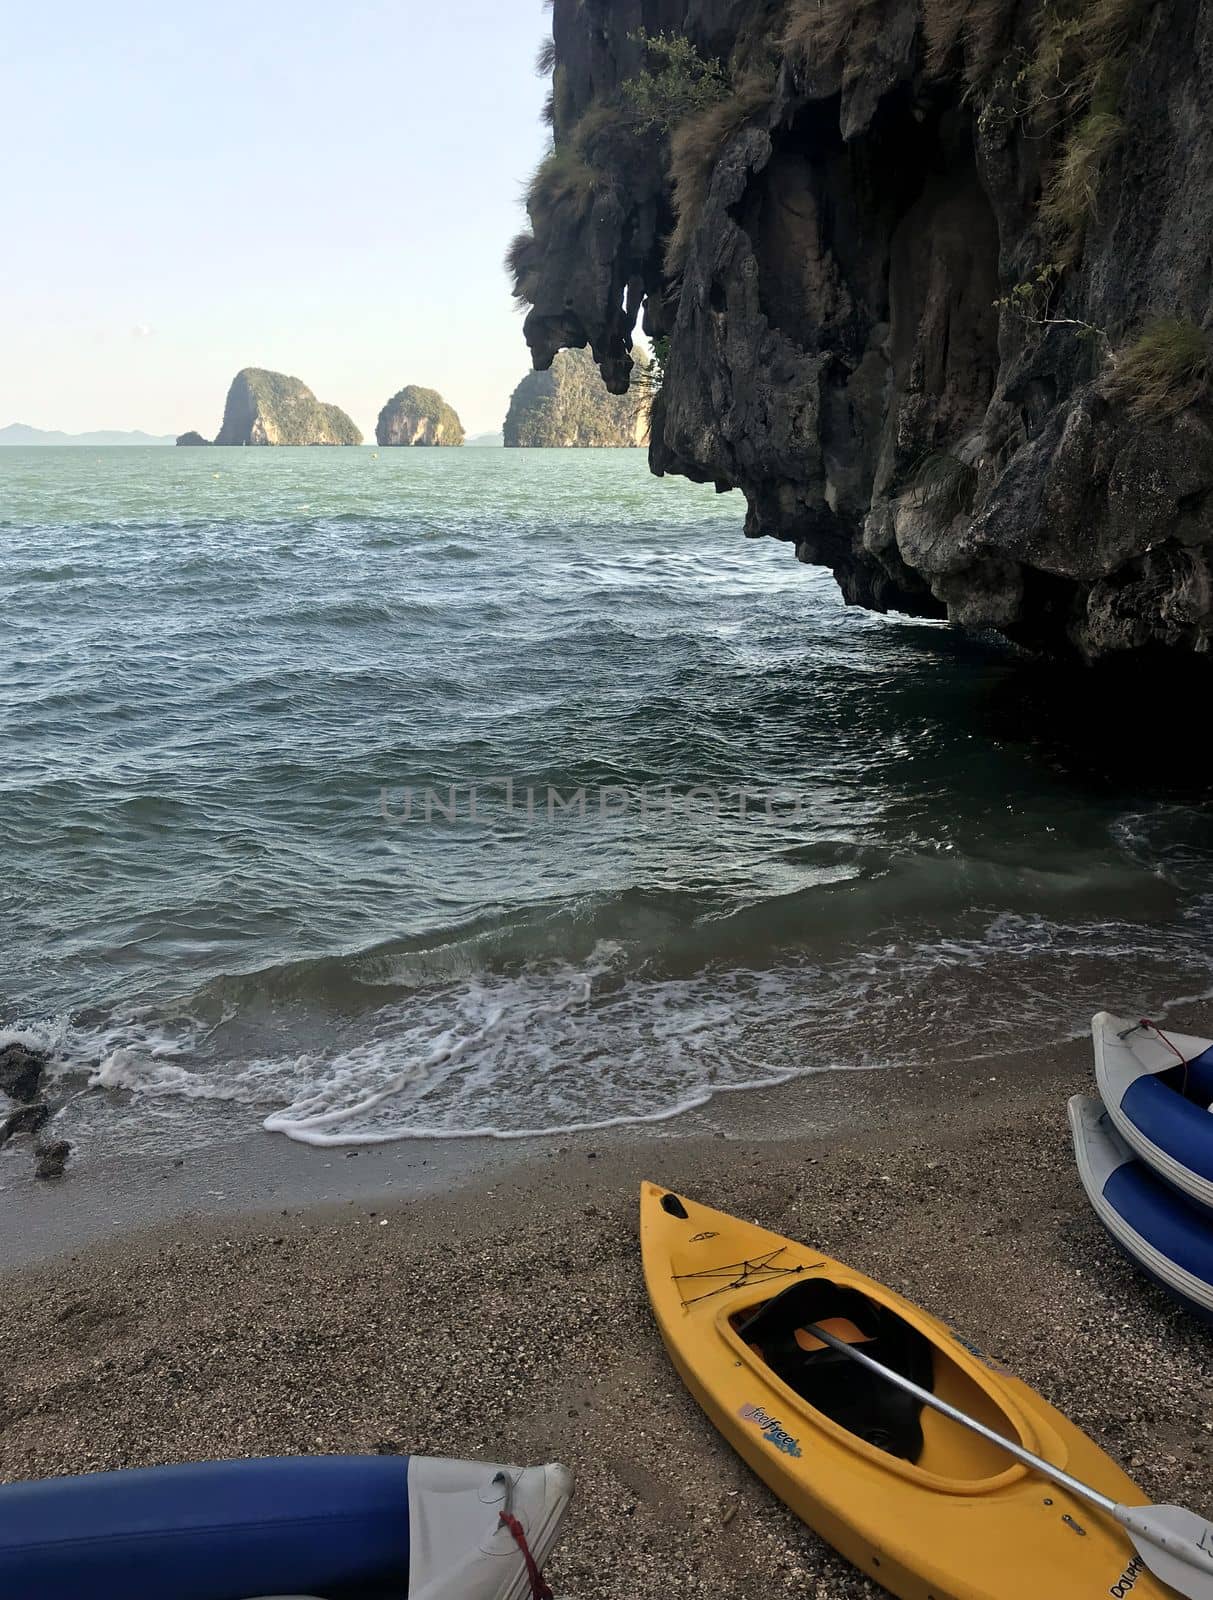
[{"left": 803, "top": 1322, "right": 1117, "bottom": 1513}]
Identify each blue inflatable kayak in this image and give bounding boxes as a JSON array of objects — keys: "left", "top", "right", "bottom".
[
  {"left": 1093, "top": 1010, "right": 1213, "bottom": 1214},
  {"left": 1069, "top": 1093, "right": 1213, "bottom": 1322},
  {"left": 0, "top": 1453, "right": 573, "bottom": 1600}
]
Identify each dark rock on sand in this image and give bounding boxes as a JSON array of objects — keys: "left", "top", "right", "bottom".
[
  {"left": 518, "top": 0, "right": 1213, "bottom": 658},
  {"left": 0, "top": 1042, "right": 47, "bottom": 1103},
  {"left": 0, "top": 1103, "right": 50, "bottom": 1149},
  {"left": 33, "top": 1139, "right": 71, "bottom": 1181}
]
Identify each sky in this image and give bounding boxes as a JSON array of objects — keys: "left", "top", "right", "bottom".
[{"left": 0, "top": 0, "right": 554, "bottom": 437}]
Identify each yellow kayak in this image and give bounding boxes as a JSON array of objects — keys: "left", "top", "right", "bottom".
[{"left": 641, "top": 1182, "right": 1171, "bottom": 1600}]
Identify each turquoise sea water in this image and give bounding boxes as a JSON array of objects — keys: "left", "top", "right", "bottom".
[{"left": 3, "top": 446, "right": 1213, "bottom": 1161}]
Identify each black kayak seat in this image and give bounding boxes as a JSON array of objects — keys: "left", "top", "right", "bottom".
[
  {"left": 0, "top": 1455, "right": 411, "bottom": 1600},
  {"left": 737, "top": 1278, "right": 936, "bottom": 1462}
]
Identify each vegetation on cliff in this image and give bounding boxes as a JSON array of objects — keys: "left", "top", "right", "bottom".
[
  {"left": 664, "top": 68, "right": 776, "bottom": 274},
  {"left": 180, "top": 369, "right": 362, "bottom": 447},
  {"left": 376, "top": 386, "right": 465, "bottom": 447},
  {"left": 317, "top": 403, "right": 362, "bottom": 446},
  {"left": 503, "top": 347, "right": 652, "bottom": 448},
  {"left": 1103, "top": 320, "right": 1212, "bottom": 421},
  {"left": 621, "top": 30, "right": 731, "bottom": 132}
]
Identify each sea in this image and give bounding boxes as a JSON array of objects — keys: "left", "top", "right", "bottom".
[{"left": 3, "top": 445, "right": 1213, "bottom": 1167}]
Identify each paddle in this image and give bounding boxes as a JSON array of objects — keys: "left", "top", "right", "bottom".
[{"left": 804, "top": 1321, "right": 1213, "bottom": 1600}]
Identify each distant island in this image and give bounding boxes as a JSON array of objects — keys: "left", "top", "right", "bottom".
[
  {"left": 503, "top": 347, "right": 651, "bottom": 448},
  {"left": 1, "top": 423, "right": 175, "bottom": 447},
  {"left": 376, "top": 386, "right": 464, "bottom": 446},
  {"left": 9, "top": 355, "right": 657, "bottom": 453},
  {"left": 178, "top": 368, "right": 362, "bottom": 446}
]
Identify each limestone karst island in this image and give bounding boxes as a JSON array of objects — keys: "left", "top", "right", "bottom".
[
  {"left": 171, "top": 363, "right": 645, "bottom": 450},
  {"left": 177, "top": 368, "right": 362, "bottom": 447},
  {"left": 7, "top": 4, "right": 1213, "bottom": 1600},
  {"left": 503, "top": 347, "right": 652, "bottom": 446},
  {"left": 375, "top": 386, "right": 465, "bottom": 446}
]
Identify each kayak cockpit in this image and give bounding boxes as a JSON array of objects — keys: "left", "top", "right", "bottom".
[
  {"left": 734, "top": 1280, "right": 934, "bottom": 1461},
  {"left": 729, "top": 1277, "right": 1024, "bottom": 1483}
]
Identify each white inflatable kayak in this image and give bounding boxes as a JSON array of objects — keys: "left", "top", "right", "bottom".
[
  {"left": 1093, "top": 1010, "right": 1213, "bottom": 1213},
  {"left": 1069, "top": 1093, "right": 1213, "bottom": 1322}
]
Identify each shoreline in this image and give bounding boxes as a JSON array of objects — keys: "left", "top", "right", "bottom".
[
  {"left": 5, "top": 1031, "right": 1213, "bottom": 1596},
  {"left": 2, "top": 1021, "right": 1090, "bottom": 1269}
]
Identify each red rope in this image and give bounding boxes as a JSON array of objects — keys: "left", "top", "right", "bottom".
[
  {"left": 1142, "top": 1019, "right": 1186, "bottom": 1064},
  {"left": 1142, "top": 1018, "right": 1189, "bottom": 1094},
  {"left": 500, "top": 1511, "right": 554, "bottom": 1600}
]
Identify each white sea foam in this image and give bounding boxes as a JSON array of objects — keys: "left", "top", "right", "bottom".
[
  {"left": 255, "top": 904, "right": 1213, "bottom": 1146},
  {"left": 261, "top": 958, "right": 827, "bottom": 1146},
  {"left": 16, "top": 877, "right": 1213, "bottom": 1161},
  {"left": 91, "top": 1048, "right": 245, "bottom": 1100},
  {"left": 0, "top": 1018, "right": 76, "bottom": 1059}
]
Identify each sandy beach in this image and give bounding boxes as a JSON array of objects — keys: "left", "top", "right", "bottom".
[{"left": 4, "top": 1036, "right": 1213, "bottom": 1598}]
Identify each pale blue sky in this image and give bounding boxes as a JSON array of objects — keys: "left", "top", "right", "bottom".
[{"left": 1, "top": 1, "right": 553, "bottom": 437}]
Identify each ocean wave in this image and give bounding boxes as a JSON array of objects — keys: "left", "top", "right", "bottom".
[
  {"left": 18, "top": 880, "right": 1212, "bottom": 1157},
  {"left": 1110, "top": 805, "right": 1213, "bottom": 890}
]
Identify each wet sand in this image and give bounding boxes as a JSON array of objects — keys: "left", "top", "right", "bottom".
[{"left": 3, "top": 1039, "right": 1212, "bottom": 1598}]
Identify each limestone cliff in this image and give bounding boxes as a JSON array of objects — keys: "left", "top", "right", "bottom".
[
  {"left": 376, "top": 386, "right": 465, "bottom": 446},
  {"left": 515, "top": 1, "right": 1213, "bottom": 658},
  {"left": 504, "top": 346, "right": 652, "bottom": 446},
  {"left": 182, "top": 369, "right": 362, "bottom": 446}
]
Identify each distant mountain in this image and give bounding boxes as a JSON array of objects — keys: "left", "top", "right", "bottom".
[
  {"left": 0, "top": 423, "right": 176, "bottom": 446},
  {"left": 466, "top": 431, "right": 504, "bottom": 447}
]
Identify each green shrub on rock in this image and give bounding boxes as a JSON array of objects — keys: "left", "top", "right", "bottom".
[{"left": 622, "top": 30, "right": 731, "bottom": 133}]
